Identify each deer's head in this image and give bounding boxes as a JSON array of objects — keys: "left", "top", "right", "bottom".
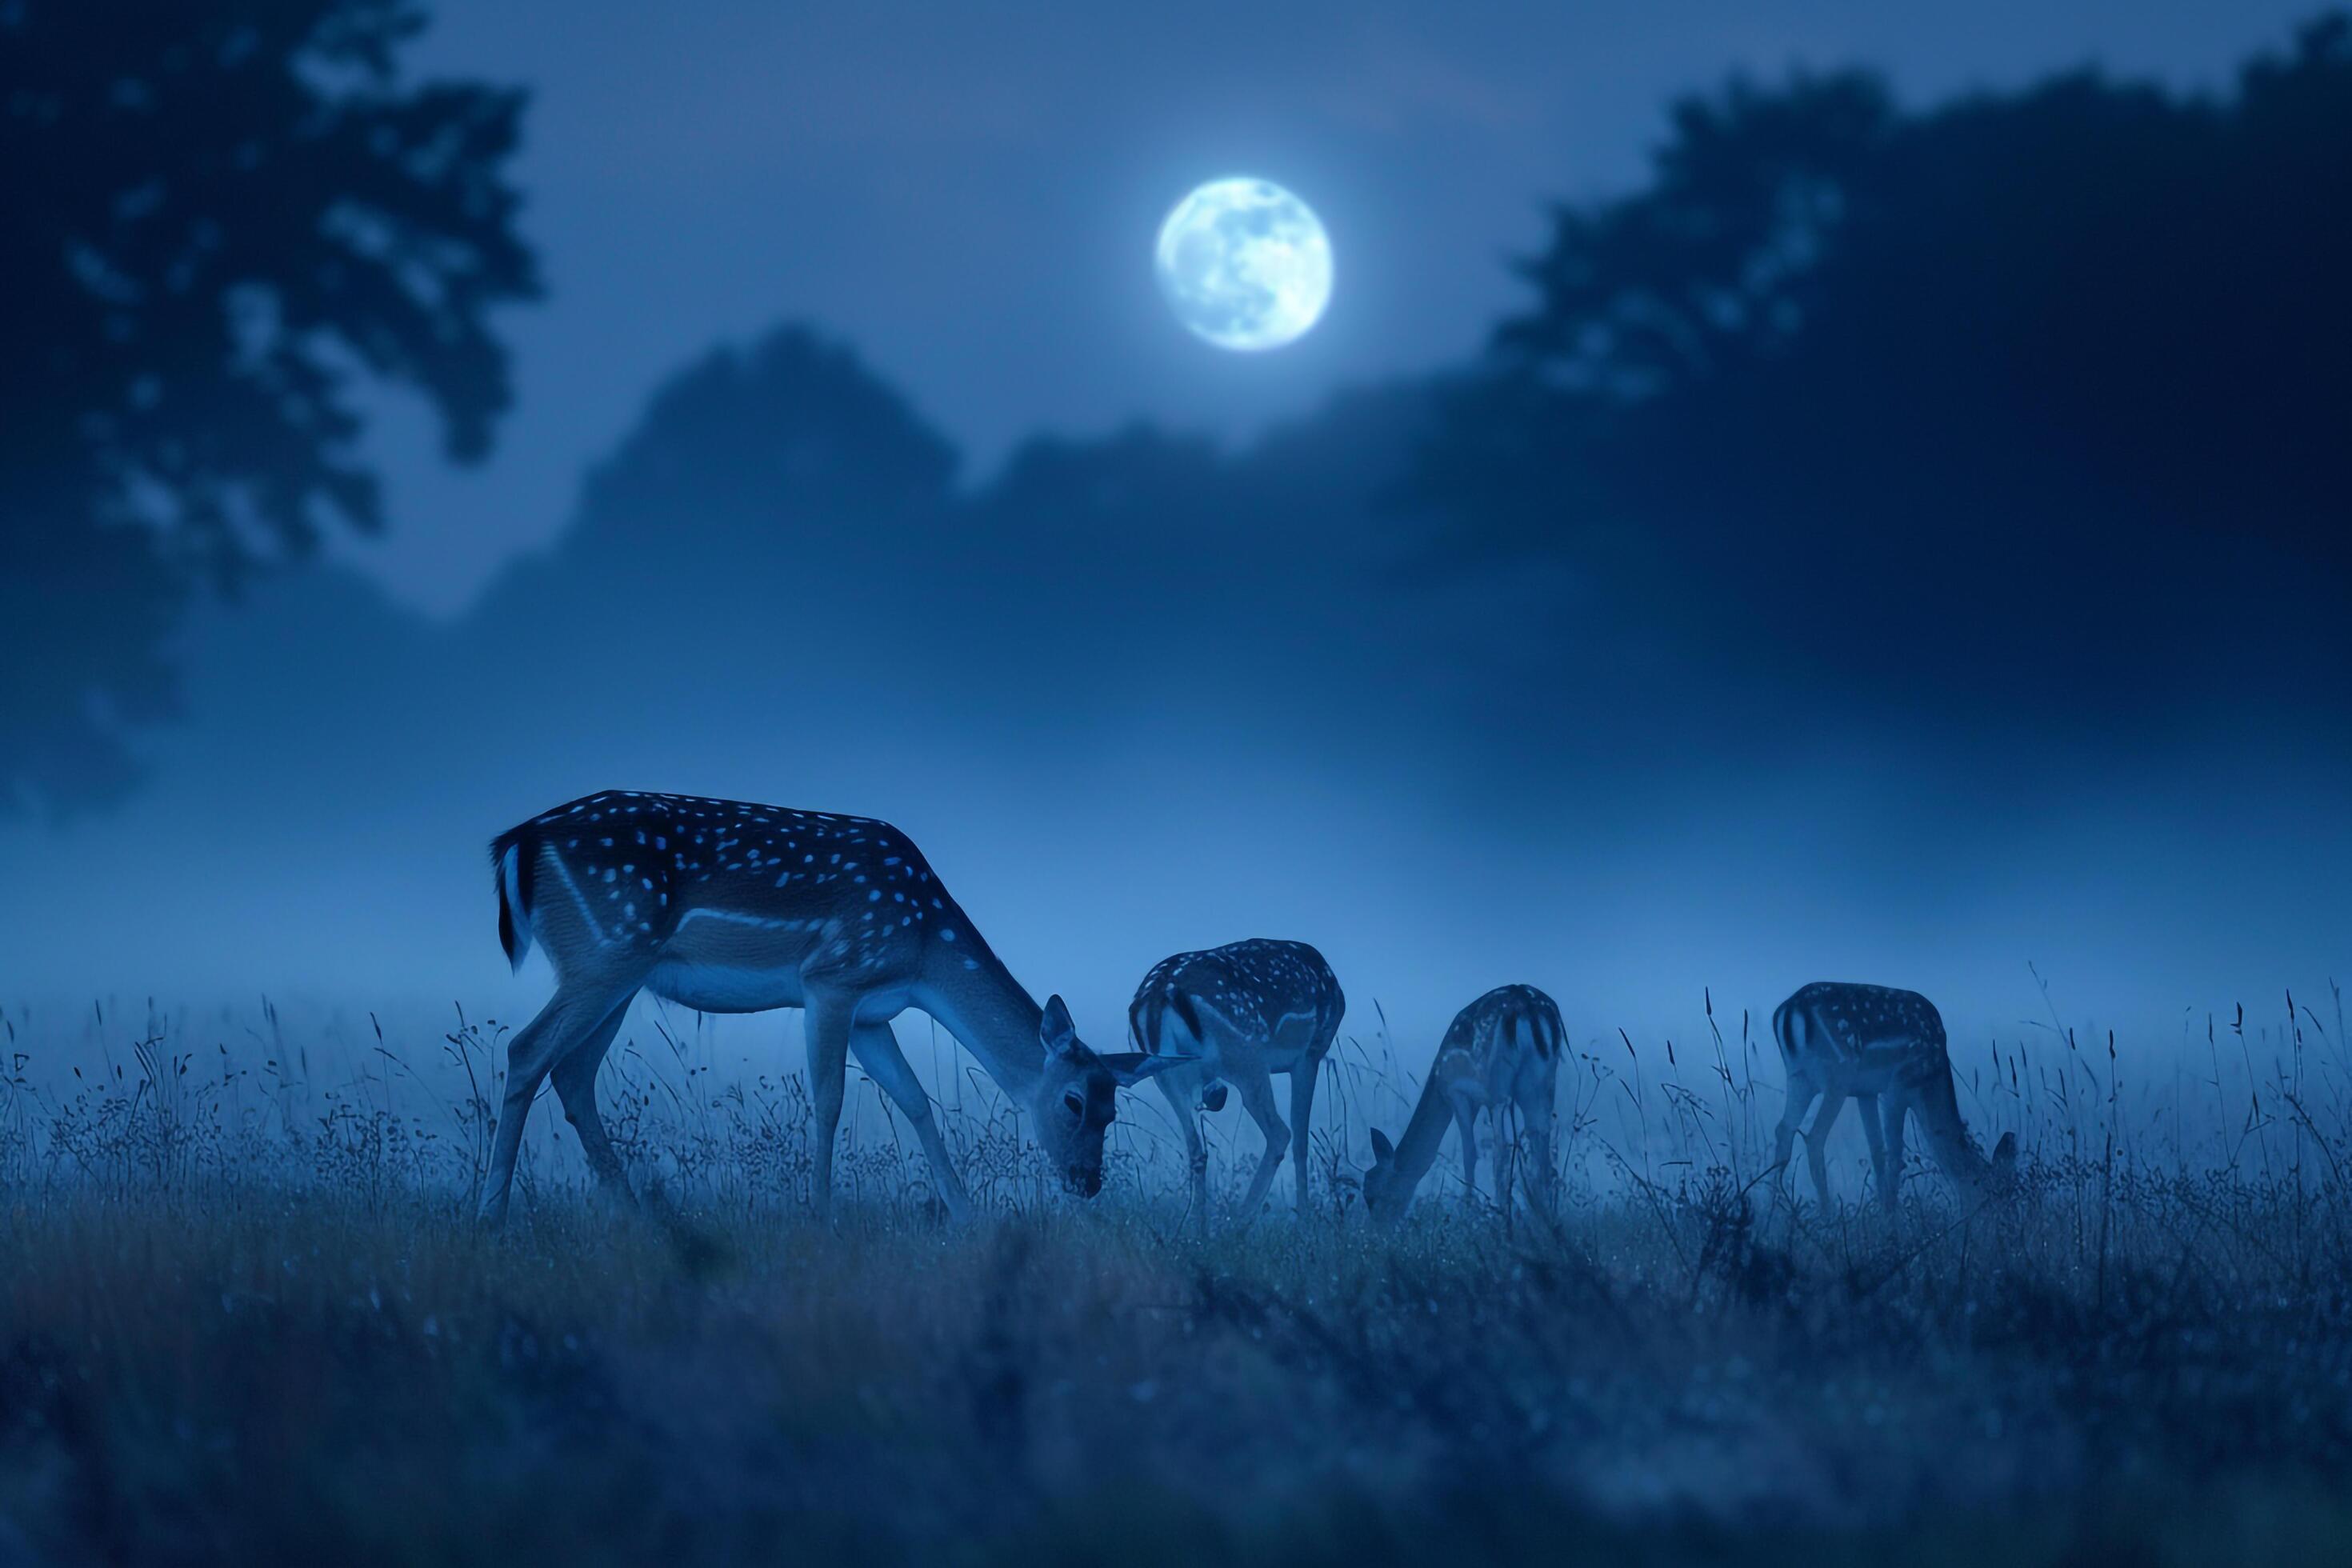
[
  {"left": 1032, "top": 994, "right": 1185, "bottom": 1198},
  {"left": 1361, "top": 1126, "right": 1408, "bottom": 1222},
  {"left": 1955, "top": 1128, "right": 2020, "bottom": 1202}
]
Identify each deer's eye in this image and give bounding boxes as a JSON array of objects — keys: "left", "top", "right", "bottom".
[{"left": 1063, "top": 1090, "right": 1086, "bottom": 1118}]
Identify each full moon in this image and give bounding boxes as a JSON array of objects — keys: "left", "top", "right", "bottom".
[{"left": 1155, "top": 178, "right": 1332, "bottom": 351}]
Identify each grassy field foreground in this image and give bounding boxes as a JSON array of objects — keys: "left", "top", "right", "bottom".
[
  {"left": 4, "top": 1174, "right": 2352, "bottom": 1565},
  {"left": 5, "top": 992, "right": 2351, "bottom": 1562}
]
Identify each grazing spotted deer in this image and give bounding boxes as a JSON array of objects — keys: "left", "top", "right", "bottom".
[
  {"left": 1362, "top": 985, "right": 1562, "bottom": 1222},
  {"left": 1771, "top": 981, "right": 2016, "bottom": 1210},
  {"left": 1128, "top": 939, "right": 1345, "bottom": 1227},
  {"left": 482, "top": 790, "right": 1183, "bottom": 1223}
]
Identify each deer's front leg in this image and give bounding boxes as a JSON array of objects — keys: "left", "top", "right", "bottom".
[
  {"left": 1230, "top": 1067, "right": 1290, "bottom": 1229},
  {"left": 1288, "top": 1054, "right": 1323, "bottom": 1216},
  {"left": 1452, "top": 1090, "right": 1482, "bottom": 1209},
  {"left": 851, "top": 1021, "right": 970, "bottom": 1222},
  {"left": 803, "top": 992, "right": 856, "bottom": 1224}
]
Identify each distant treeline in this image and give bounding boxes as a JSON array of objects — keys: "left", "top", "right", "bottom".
[{"left": 3, "top": 6, "right": 2346, "bottom": 814}]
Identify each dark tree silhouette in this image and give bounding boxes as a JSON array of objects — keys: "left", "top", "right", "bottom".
[
  {"left": 0, "top": 0, "right": 537, "bottom": 812},
  {"left": 1419, "top": 15, "right": 2351, "bottom": 738}
]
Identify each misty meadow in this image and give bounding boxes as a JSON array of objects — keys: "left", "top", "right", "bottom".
[
  {"left": 2, "top": 986, "right": 2351, "bottom": 1563},
  {"left": 3, "top": 2, "right": 2348, "bottom": 1563}
]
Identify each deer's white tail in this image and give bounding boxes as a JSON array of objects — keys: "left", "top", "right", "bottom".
[
  {"left": 492, "top": 836, "right": 534, "bottom": 973},
  {"left": 1130, "top": 982, "right": 1226, "bottom": 1108},
  {"left": 1129, "top": 984, "right": 1205, "bottom": 1058},
  {"left": 1770, "top": 995, "right": 1802, "bottom": 1065},
  {"left": 1517, "top": 1005, "right": 1562, "bottom": 1062}
]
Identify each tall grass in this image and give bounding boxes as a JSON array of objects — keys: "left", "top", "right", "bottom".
[{"left": 1, "top": 986, "right": 2349, "bottom": 1564}]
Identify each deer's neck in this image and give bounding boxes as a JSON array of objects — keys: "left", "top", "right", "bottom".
[
  {"left": 1388, "top": 1070, "right": 1460, "bottom": 1202},
  {"left": 917, "top": 943, "right": 1045, "bottom": 1100},
  {"left": 1914, "top": 1076, "right": 1989, "bottom": 1183}
]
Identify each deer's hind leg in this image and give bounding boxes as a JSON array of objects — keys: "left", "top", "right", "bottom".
[
  {"left": 1854, "top": 1091, "right": 1893, "bottom": 1211},
  {"left": 1152, "top": 1067, "right": 1214, "bottom": 1241},
  {"left": 1879, "top": 1094, "right": 1912, "bottom": 1210},
  {"left": 1230, "top": 1065, "right": 1290, "bottom": 1229},
  {"left": 1515, "top": 1071, "right": 1559, "bottom": 1218},
  {"left": 1773, "top": 1074, "right": 1817, "bottom": 1201},
  {"left": 481, "top": 978, "right": 642, "bottom": 1224},
  {"left": 1490, "top": 1104, "right": 1519, "bottom": 1222},
  {"left": 802, "top": 990, "right": 858, "bottom": 1225},
  {"left": 1804, "top": 1092, "right": 1847, "bottom": 1207},
  {"left": 1153, "top": 1067, "right": 1212, "bottom": 1232},
  {"left": 550, "top": 994, "right": 638, "bottom": 1200}
]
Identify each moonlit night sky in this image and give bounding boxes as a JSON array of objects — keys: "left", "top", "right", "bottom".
[
  {"left": 351, "top": 0, "right": 2322, "bottom": 614},
  {"left": 4, "top": 0, "right": 2344, "bottom": 1084}
]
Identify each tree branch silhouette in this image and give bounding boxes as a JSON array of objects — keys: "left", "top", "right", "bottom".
[{"left": 0, "top": 0, "right": 538, "bottom": 813}]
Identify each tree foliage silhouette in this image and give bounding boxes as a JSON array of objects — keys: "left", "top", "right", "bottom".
[
  {"left": 0, "top": 0, "right": 537, "bottom": 812},
  {"left": 1420, "top": 15, "right": 2350, "bottom": 732}
]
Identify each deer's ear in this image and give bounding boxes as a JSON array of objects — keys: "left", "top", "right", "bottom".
[
  {"left": 1040, "top": 994, "right": 1079, "bottom": 1058},
  {"left": 1369, "top": 1128, "right": 1394, "bottom": 1165},
  {"left": 1097, "top": 1051, "right": 1188, "bottom": 1086}
]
